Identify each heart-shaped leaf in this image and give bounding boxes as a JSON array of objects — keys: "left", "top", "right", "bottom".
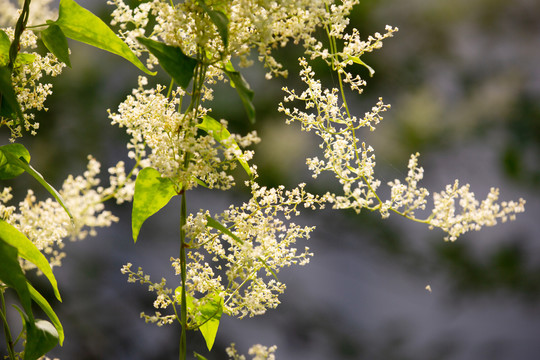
[
  {"left": 175, "top": 290, "right": 223, "bottom": 351},
  {"left": 132, "top": 167, "right": 178, "bottom": 242}
]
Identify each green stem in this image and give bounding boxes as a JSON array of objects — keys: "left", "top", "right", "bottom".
[
  {"left": 9, "top": 0, "right": 31, "bottom": 70},
  {"left": 0, "top": 290, "right": 17, "bottom": 360},
  {"left": 179, "top": 191, "right": 188, "bottom": 360}
]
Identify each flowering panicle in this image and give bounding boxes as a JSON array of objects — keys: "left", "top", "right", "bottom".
[
  {"left": 108, "top": 76, "right": 259, "bottom": 189},
  {"left": 121, "top": 263, "right": 177, "bottom": 326},
  {"left": 279, "top": 58, "right": 390, "bottom": 212},
  {"left": 280, "top": 51, "right": 525, "bottom": 241},
  {"left": 226, "top": 343, "right": 277, "bottom": 360},
  {"left": 0, "top": 157, "right": 136, "bottom": 269},
  {"left": 182, "top": 182, "right": 328, "bottom": 317},
  {"left": 0, "top": 28, "right": 65, "bottom": 141},
  {"left": 428, "top": 181, "right": 525, "bottom": 241},
  {"left": 122, "top": 182, "right": 327, "bottom": 322},
  {"left": 108, "top": 0, "right": 361, "bottom": 77}
]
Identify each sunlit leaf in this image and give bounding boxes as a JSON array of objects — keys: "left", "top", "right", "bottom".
[
  {"left": 347, "top": 54, "right": 375, "bottom": 77},
  {"left": 205, "top": 215, "right": 242, "bottom": 244},
  {"left": 54, "top": 0, "right": 154, "bottom": 75},
  {"left": 41, "top": 24, "right": 71, "bottom": 67},
  {"left": 0, "top": 219, "right": 62, "bottom": 302},
  {"left": 193, "top": 176, "right": 209, "bottom": 188},
  {"left": 15, "top": 53, "right": 36, "bottom": 65},
  {"left": 197, "top": 115, "right": 252, "bottom": 177},
  {"left": 194, "top": 353, "right": 208, "bottom": 360},
  {"left": 196, "top": 294, "right": 223, "bottom": 350},
  {"left": 132, "top": 167, "right": 178, "bottom": 242},
  {"left": 136, "top": 37, "right": 198, "bottom": 89},
  {"left": 0, "top": 30, "right": 11, "bottom": 66},
  {"left": 175, "top": 290, "right": 223, "bottom": 351}
]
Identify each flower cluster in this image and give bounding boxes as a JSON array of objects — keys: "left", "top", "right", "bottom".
[
  {"left": 428, "top": 181, "right": 526, "bottom": 241},
  {"left": 107, "top": 0, "right": 360, "bottom": 77},
  {"left": 108, "top": 76, "right": 259, "bottom": 189},
  {"left": 280, "top": 54, "right": 525, "bottom": 241},
  {"left": 0, "top": 28, "right": 65, "bottom": 141},
  {"left": 0, "top": 157, "right": 136, "bottom": 269},
  {"left": 121, "top": 263, "right": 177, "bottom": 327},
  {"left": 279, "top": 58, "right": 390, "bottom": 213},
  {"left": 184, "top": 182, "right": 328, "bottom": 318},
  {"left": 122, "top": 182, "right": 328, "bottom": 324},
  {"left": 226, "top": 343, "right": 277, "bottom": 360}
]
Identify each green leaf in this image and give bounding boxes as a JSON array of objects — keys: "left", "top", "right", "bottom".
[
  {"left": 197, "top": 294, "right": 223, "bottom": 350},
  {"left": 15, "top": 53, "right": 36, "bottom": 66},
  {"left": 24, "top": 319, "right": 59, "bottom": 360},
  {"left": 41, "top": 24, "right": 71, "bottom": 67},
  {"left": 28, "top": 283, "right": 64, "bottom": 346},
  {"left": 0, "top": 65, "right": 24, "bottom": 124},
  {"left": 198, "top": 0, "right": 229, "bottom": 48},
  {"left": 347, "top": 54, "right": 375, "bottom": 77},
  {"left": 0, "top": 30, "right": 11, "bottom": 66},
  {"left": 0, "top": 239, "right": 33, "bottom": 319},
  {"left": 194, "top": 353, "right": 208, "bottom": 360},
  {"left": 54, "top": 0, "right": 154, "bottom": 75},
  {"left": 197, "top": 115, "right": 252, "bottom": 177},
  {"left": 0, "top": 146, "right": 74, "bottom": 223},
  {"left": 176, "top": 290, "right": 223, "bottom": 351},
  {"left": 136, "top": 37, "right": 198, "bottom": 90},
  {"left": 193, "top": 176, "right": 209, "bottom": 188},
  {"left": 223, "top": 61, "right": 255, "bottom": 123},
  {"left": 205, "top": 215, "right": 242, "bottom": 244},
  {"left": 0, "top": 219, "right": 62, "bottom": 302},
  {"left": 132, "top": 167, "right": 178, "bottom": 242},
  {"left": 0, "top": 143, "right": 30, "bottom": 179}
]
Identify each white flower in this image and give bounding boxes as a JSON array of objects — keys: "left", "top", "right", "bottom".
[
  {"left": 186, "top": 182, "right": 327, "bottom": 318},
  {"left": 226, "top": 343, "right": 277, "bottom": 360},
  {"left": 109, "top": 76, "right": 257, "bottom": 190},
  {"left": 0, "top": 28, "right": 65, "bottom": 141},
  {"left": 281, "top": 55, "right": 525, "bottom": 241},
  {"left": 0, "top": 156, "right": 136, "bottom": 269}
]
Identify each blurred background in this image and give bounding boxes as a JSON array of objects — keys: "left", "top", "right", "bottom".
[{"left": 2, "top": 0, "right": 540, "bottom": 359}]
